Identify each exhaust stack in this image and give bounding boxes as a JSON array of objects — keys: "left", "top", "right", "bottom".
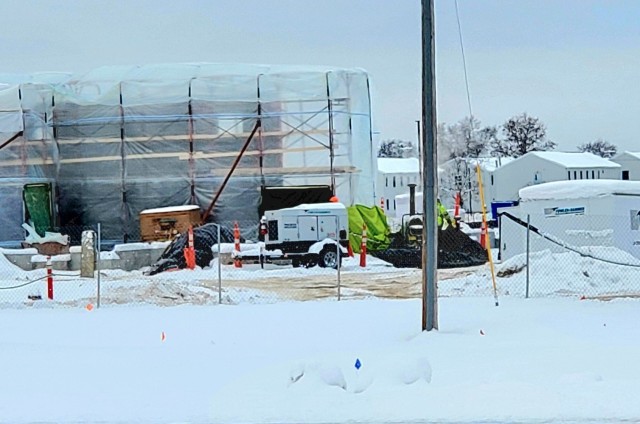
[{"left": 408, "top": 183, "right": 417, "bottom": 215}]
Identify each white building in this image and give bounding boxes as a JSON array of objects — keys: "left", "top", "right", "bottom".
[
  {"left": 376, "top": 157, "right": 420, "bottom": 215},
  {"left": 491, "top": 152, "right": 621, "bottom": 203},
  {"left": 500, "top": 180, "right": 640, "bottom": 262},
  {"left": 610, "top": 151, "right": 640, "bottom": 180}
]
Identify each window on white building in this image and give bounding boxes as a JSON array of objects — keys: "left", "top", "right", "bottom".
[{"left": 393, "top": 176, "right": 396, "bottom": 187}]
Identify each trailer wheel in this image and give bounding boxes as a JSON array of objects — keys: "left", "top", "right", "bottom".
[
  {"left": 291, "top": 258, "right": 301, "bottom": 268},
  {"left": 319, "top": 247, "right": 341, "bottom": 269}
]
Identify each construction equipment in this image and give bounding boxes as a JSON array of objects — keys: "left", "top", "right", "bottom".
[{"left": 370, "top": 184, "right": 487, "bottom": 269}]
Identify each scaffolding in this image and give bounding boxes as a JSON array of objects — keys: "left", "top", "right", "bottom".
[{"left": 0, "top": 63, "right": 375, "bottom": 245}]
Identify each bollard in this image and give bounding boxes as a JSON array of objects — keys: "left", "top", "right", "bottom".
[
  {"left": 359, "top": 223, "right": 367, "bottom": 268},
  {"left": 233, "top": 222, "right": 242, "bottom": 268},
  {"left": 46, "top": 255, "right": 53, "bottom": 300}
]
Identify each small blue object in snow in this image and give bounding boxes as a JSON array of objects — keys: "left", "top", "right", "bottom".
[{"left": 355, "top": 358, "right": 361, "bottom": 370}]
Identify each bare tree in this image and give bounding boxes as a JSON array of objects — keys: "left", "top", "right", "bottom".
[
  {"left": 491, "top": 113, "right": 556, "bottom": 157},
  {"left": 577, "top": 138, "right": 617, "bottom": 158},
  {"left": 440, "top": 116, "right": 497, "bottom": 160}
]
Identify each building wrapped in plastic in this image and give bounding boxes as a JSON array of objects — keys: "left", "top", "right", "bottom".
[{"left": 0, "top": 63, "right": 375, "bottom": 246}]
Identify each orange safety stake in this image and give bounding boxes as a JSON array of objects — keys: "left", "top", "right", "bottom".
[
  {"left": 359, "top": 223, "right": 367, "bottom": 268},
  {"left": 233, "top": 222, "right": 242, "bottom": 268}
]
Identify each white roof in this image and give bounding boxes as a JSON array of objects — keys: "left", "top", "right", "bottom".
[
  {"left": 612, "top": 151, "right": 640, "bottom": 161},
  {"left": 471, "top": 156, "right": 514, "bottom": 172},
  {"left": 377, "top": 157, "right": 420, "bottom": 174},
  {"left": 528, "top": 151, "right": 620, "bottom": 169},
  {"left": 140, "top": 205, "right": 200, "bottom": 215},
  {"left": 286, "top": 202, "right": 346, "bottom": 211},
  {"left": 519, "top": 180, "right": 640, "bottom": 201}
]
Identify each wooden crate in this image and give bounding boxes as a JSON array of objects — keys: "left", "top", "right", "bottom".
[{"left": 139, "top": 205, "right": 201, "bottom": 242}]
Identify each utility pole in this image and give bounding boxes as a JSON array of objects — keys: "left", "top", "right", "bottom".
[
  {"left": 416, "top": 119, "right": 423, "bottom": 181},
  {"left": 421, "top": 0, "right": 438, "bottom": 331}
]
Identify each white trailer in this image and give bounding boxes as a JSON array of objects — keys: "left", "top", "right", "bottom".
[{"left": 239, "top": 202, "right": 349, "bottom": 268}]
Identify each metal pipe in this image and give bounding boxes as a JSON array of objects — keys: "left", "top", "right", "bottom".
[
  {"left": 526, "top": 214, "right": 531, "bottom": 299},
  {"left": 408, "top": 183, "right": 417, "bottom": 216},
  {"left": 217, "top": 224, "right": 222, "bottom": 304},
  {"left": 97, "top": 222, "right": 101, "bottom": 308}
]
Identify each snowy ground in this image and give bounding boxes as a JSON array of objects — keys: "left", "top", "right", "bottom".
[
  {"left": 1, "top": 247, "right": 640, "bottom": 423},
  {"left": 1, "top": 296, "right": 639, "bottom": 423}
]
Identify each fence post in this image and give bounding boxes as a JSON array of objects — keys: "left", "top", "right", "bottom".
[
  {"left": 217, "top": 224, "right": 222, "bottom": 304},
  {"left": 337, "top": 237, "right": 341, "bottom": 301},
  {"left": 526, "top": 214, "right": 530, "bottom": 299},
  {"left": 97, "top": 223, "right": 101, "bottom": 308}
]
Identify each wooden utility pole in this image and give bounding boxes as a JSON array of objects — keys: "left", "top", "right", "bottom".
[{"left": 421, "top": 0, "right": 438, "bottom": 331}]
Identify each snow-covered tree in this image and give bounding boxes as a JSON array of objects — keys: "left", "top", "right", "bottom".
[
  {"left": 439, "top": 117, "right": 497, "bottom": 160},
  {"left": 491, "top": 113, "right": 556, "bottom": 157},
  {"left": 377, "top": 139, "right": 416, "bottom": 158},
  {"left": 438, "top": 157, "right": 479, "bottom": 212},
  {"left": 577, "top": 139, "right": 617, "bottom": 158}
]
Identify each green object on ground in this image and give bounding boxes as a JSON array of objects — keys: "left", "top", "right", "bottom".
[{"left": 347, "top": 204, "right": 391, "bottom": 253}]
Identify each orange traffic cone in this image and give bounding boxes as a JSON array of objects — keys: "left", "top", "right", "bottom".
[
  {"left": 233, "top": 222, "right": 242, "bottom": 268},
  {"left": 479, "top": 222, "right": 488, "bottom": 250},
  {"left": 347, "top": 241, "right": 354, "bottom": 257},
  {"left": 183, "top": 225, "right": 196, "bottom": 270},
  {"left": 359, "top": 223, "right": 367, "bottom": 268}
]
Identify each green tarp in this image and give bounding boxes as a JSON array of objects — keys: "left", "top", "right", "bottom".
[{"left": 347, "top": 205, "right": 391, "bottom": 253}]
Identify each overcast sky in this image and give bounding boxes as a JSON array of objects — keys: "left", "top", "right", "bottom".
[{"left": 1, "top": 0, "right": 638, "bottom": 152}]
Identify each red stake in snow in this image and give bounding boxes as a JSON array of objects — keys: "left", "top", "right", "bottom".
[{"left": 46, "top": 256, "right": 53, "bottom": 300}]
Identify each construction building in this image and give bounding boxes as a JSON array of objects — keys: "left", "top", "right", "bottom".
[{"left": 0, "top": 63, "right": 375, "bottom": 246}]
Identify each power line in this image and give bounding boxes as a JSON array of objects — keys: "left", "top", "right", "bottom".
[{"left": 454, "top": 0, "right": 473, "bottom": 119}]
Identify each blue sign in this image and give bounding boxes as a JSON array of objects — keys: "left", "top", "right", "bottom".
[{"left": 355, "top": 358, "right": 361, "bottom": 370}]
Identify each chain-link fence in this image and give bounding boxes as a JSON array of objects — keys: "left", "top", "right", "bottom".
[
  {"left": 1, "top": 214, "right": 637, "bottom": 308},
  {"left": 496, "top": 212, "right": 640, "bottom": 299}
]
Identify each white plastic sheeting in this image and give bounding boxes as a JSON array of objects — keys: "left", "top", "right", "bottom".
[{"left": 0, "top": 63, "right": 374, "bottom": 245}]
